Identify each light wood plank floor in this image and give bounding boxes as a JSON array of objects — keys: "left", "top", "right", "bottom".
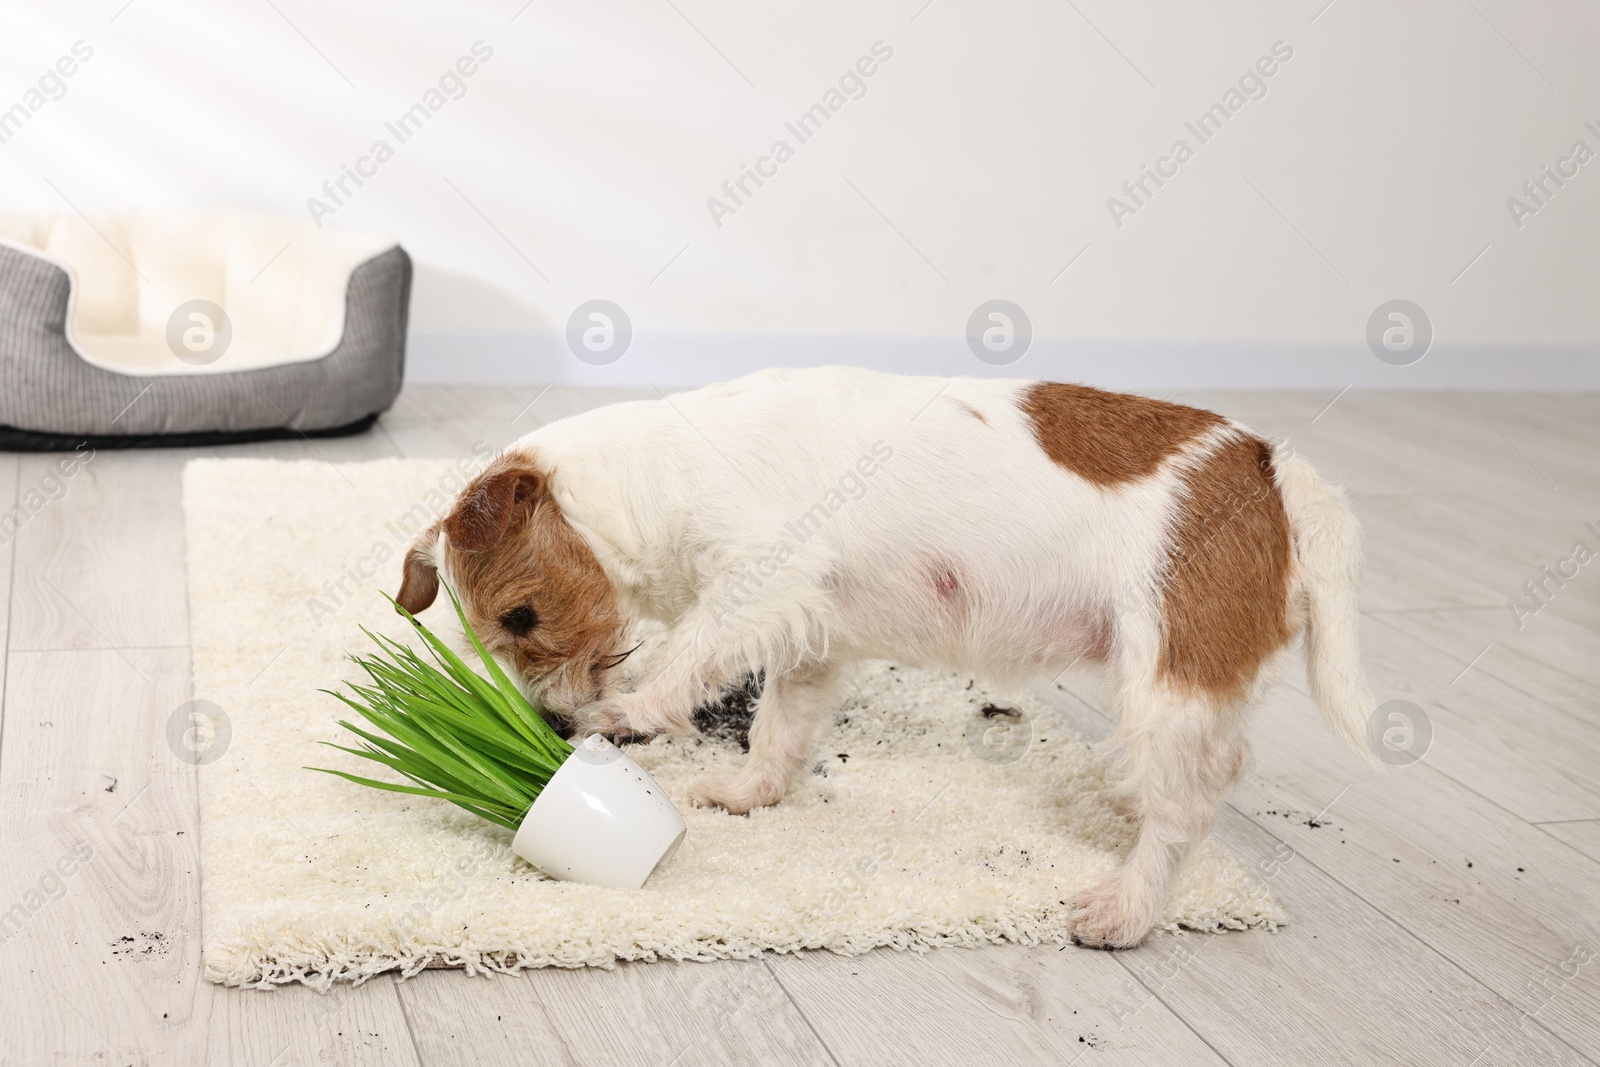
[{"left": 0, "top": 386, "right": 1596, "bottom": 1066}]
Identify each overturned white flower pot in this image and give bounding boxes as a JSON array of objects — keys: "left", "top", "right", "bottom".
[{"left": 512, "top": 734, "right": 687, "bottom": 890}]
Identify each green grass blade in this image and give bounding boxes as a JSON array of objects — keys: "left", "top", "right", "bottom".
[
  {"left": 374, "top": 696, "right": 562, "bottom": 778},
  {"left": 351, "top": 702, "right": 534, "bottom": 809},
  {"left": 328, "top": 689, "right": 527, "bottom": 807},
  {"left": 317, "top": 591, "right": 577, "bottom": 828},
  {"left": 372, "top": 623, "right": 569, "bottom": 768},
  {"left": 306, "top": 767, "right": 524, "bottom": 830},
  {"left": 388, "top": 594, "right": 562, "bottom": 757},
  {"left": 437, "top": 584, "right": 572, "bottom": 762},
  {"left": 321, "top": 727, "right": 499, "bottom": 801}
]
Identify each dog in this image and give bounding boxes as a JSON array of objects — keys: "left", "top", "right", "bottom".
[{"left": 396, "top": 366, "right": 1373, "bottom": 948}]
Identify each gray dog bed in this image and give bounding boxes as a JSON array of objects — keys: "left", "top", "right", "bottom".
[{"left": 0, "top": 210, "right": 410, "bottom": 450}]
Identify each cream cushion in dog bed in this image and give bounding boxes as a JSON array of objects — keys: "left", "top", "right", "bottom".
[{"left": 0, "top": 209, "right": 410, "bottom": 446}]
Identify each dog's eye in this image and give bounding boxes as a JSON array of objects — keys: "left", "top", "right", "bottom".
[{"left": 499, "top": 605, "right": 537, "bottom": 635}]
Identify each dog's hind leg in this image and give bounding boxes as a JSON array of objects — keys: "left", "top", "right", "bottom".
[
  {"left": 1069, "top": 428, "right": 1297, "bottom": 947},
  {"left": 690, "top": 662, "right": 839, "bottom": 815},
  {"left": 1070, "top": 684, "right": 1245, "bottom": 948}
]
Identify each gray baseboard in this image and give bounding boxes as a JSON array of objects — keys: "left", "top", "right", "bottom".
[{"left": 405, "top": 331, "right": 1600, "bottom": 390}]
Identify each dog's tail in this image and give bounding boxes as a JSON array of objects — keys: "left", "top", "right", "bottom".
[{"left": 1273, "top": 445, "right": 1379, "bottom": 765}]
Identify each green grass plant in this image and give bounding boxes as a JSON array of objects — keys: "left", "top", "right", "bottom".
[{"left": 309, "top": 584, "right": 573, "bottom": 830}]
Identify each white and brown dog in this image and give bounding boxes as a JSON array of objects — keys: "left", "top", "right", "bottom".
[{"left": 396, "top": 366, "right": 1372, "bottom": 948}]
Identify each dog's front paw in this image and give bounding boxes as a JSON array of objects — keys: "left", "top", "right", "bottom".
[
  {"left": 574, "top": 697, "right": 648, "bottom": 744},
  {"left": 576, "top": 692, "right": 692, "bottom": 745},
  {"left": 1068, "top": 880, "right": 1157, "bottom": 950},
  {"left": 689, "top": 772, "right": 784, "bottom": 815}
]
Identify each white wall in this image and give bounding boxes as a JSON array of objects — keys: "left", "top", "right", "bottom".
[{"left": 2, "top": 0, "right": 1596, "bottom": 387}]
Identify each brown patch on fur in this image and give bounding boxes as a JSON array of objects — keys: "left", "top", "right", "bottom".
[
  {"left": 1019, "top": 382, "right": 1225, "bottom": 486},
  {"left": 443, "top": 465, "right": 542, "bottom": 551},
  {"left": 955, "top": 400, "right": 988, "bottom": 425},
  {"left": 1158, "top": 434, "right": 1293, "bottom": 703},
  {"left": 398, "top": 452, "right": 625, "bottom": 712}
]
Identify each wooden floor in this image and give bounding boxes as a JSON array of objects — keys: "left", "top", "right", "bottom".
[{"left": 1, "top": 385, "right": 1597, "bottom": 1066}]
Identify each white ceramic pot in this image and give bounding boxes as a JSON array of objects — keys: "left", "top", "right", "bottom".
[{"left": 511, "top": 734, "right": 686, "bottom": 889}]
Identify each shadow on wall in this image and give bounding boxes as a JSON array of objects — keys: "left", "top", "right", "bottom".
[{"left": 409, "top": 263, "right": 552, "bottom": 332}]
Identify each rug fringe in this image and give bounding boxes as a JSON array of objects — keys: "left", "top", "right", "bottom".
[{"left": 207, "top": 910, "right": 1284, "bottom": 989}]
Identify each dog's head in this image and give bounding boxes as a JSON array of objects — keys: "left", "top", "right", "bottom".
[{"left": 395, "top": 451, "right": 627, "bottom": 720}]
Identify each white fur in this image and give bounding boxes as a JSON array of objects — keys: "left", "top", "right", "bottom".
[
  {"left": 497, "top": 366, "right": 1369, "bottom": 947},
  {"left": 1274, "top": 444, "right": 1379, "bottom": 762}
]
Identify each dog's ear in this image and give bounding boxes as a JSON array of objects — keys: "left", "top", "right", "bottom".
[
  {"left": 396, "top": 531, "right": 440, "bottom": 613},
  {"left": 441, "top": 462, "right": 545, "bottom": 553}
]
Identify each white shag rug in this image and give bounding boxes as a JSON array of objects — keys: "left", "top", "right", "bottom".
[{"left": 184, "top": 458, "right": 1285, "bottom": 989}]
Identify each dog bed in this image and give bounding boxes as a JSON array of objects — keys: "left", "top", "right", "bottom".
[{"left": 0, "top": 209, "right": 410, "bottom": 449}]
